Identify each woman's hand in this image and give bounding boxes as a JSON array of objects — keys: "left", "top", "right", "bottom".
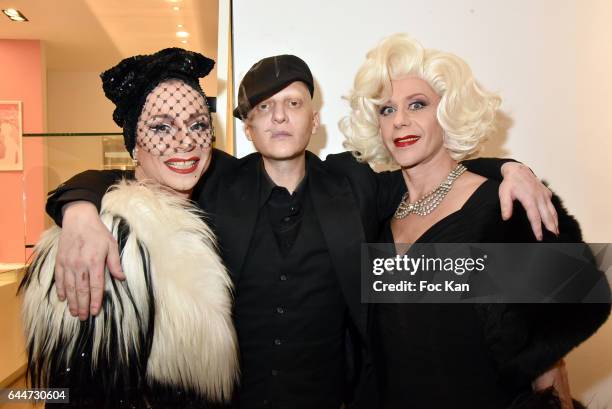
[
  {"left": 55, "top": 201, "right": 125, "bottom": 320},
  {"left": 499, "top": 162, "right": 559, "bottom": 240},
  {"left": 532, "top": 359, "right": 573, "bottom": 409}
]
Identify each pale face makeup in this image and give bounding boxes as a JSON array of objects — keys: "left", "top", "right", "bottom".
[{"left": 244, "top": 81, "right": 319, "bottom": 162}]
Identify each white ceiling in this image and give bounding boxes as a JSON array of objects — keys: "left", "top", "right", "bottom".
[{"left": 0, "top": 0, "right": 218, "bottom": 91}]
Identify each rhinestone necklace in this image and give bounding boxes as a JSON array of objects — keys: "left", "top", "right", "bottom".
[{"left": 393, "top": 163, "right": 467, "bottom": 218}]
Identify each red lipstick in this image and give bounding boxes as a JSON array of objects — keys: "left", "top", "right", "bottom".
[
  {"left": 164, "top": 157, "right": 200, "bottom": 174},
  {"left": 393, "top": 135, "right": 420, "bottom": 147}
]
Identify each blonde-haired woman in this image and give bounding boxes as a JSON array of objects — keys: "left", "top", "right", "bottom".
[{"left": 341, "top": 34, "right": 609, "bottom": 409}]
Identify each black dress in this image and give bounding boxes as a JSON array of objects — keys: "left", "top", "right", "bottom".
[{"left": 373, "top": 179, "right": 610, "bottom": 409}]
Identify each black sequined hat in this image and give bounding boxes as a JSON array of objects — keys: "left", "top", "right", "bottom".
[
  {"left": 233, "top": 54, "right": 314, "bottom": 120},
  {"left": 100, "top": 48, "right": 215, "bottom": 156}
]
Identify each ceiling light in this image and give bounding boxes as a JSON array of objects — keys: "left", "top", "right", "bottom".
[
  {"left": 2, "top": 8, "right": 28, "bottom": 21},
  {"left": 176, "top": 31, "right": 189, "bottom": 38},
  {"left": 177, "top": 24, "right": 183, "bottom": 28},
  {"left": 173, "top": 6, "right": 180, "bottom": 11},
  {"left": 3, "top": 8, "right": 19, "bottom": 16},
  {"left": 181, "top": 40, "right": 188, "bottom": 44}
]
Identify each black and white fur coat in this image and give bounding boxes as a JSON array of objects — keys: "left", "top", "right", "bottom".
[{"left": 20, "top": 180, "right": 239, "bottom": 408}]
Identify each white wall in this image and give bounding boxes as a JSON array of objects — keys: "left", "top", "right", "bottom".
[
  {"left": 233, "top": 0, "right": 612, "bottom": 404},
  {"left": 214, "top": 0, "right": 233, "bottom": 154}
]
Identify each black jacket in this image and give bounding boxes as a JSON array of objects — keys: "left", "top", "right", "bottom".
[
  {"left": 46, "top": 149, "right": 521, "bottom": 408},
  {"left": 47, "top": 150, "right": 510, "bottom": 334}
]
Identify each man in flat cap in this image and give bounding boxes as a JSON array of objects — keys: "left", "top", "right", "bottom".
[{"left": 46, "top": 54, "right": 559, "bottom": 409}]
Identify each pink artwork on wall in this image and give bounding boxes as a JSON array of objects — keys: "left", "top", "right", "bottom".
[{"left": 0, "top": 101, "right": 23, "bottom": 171}]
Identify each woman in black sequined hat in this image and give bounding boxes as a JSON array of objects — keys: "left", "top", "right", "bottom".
[{"left": 20, "top": 48, "right": 239, "bottom": 409}]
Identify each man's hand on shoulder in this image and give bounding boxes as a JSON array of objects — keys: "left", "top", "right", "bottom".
[
  {"left": 55, "top": 201, "right": 124, "bottom": 320},
  {"left": 499, "top": 162, "right": 559, "bottom": 240}
]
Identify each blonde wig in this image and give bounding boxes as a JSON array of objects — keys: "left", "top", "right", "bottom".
[{"left": 340, "top": 33, "right": 501, "bottom": 166}]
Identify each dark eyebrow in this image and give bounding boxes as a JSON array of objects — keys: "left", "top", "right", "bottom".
[
  {"left": 146, "top": 112, "right": 209, "bottom": 123},
  {"left": 146, "top": 114, "right": 174, "bottom": 122},
  {"left": 187, "top": 111, "right": 210, "bottom": 122}
]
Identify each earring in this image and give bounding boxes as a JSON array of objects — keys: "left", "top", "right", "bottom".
[{"left": 132, "top": 148, "right": 139, "bottom": 167}]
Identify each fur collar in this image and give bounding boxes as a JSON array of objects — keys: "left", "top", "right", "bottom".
[{"left": 21, "top": 180, "right": 238, "bottom": 403}]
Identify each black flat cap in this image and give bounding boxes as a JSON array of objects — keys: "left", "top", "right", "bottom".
[{"left": 233, "top": 54, "right": 314, "bottom": 120}]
